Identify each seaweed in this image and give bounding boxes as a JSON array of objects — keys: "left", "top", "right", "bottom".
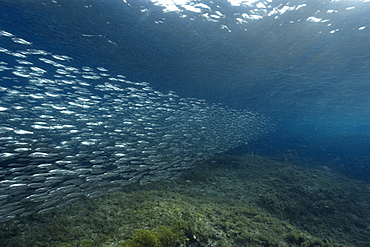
[
  {"left": 117, "top": 226, "right": 183, "bottom": 247},
  {"left": 0, "top": 154, "right": 368, "bottom": 246}
]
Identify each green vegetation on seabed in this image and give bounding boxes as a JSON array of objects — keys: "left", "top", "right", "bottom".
[{"left": 1, "top": 154, "right": 370, "bottom": 247}]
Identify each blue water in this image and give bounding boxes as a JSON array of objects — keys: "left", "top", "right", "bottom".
[
  {"left": 1, "top": 0, "right": 370, "bottom": 179},
  {"left": 1, "top": 2, "right": 370, "bottom": 246}
]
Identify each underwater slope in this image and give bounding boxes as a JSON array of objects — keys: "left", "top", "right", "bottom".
[
  {"left": 1, "top": 154, "right": 370, "bottom": 246},
  {"left": 0, "top": 30, "right": 272, "bottom": 222}
]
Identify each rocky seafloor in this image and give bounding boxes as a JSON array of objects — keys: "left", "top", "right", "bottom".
[{"left": 1, "top": 153, "right": 370, "bottom": 247}]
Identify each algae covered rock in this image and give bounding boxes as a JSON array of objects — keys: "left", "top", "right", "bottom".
[
  {"left": 1, "top": 154, "right": 368, "bottom": 247},
  {"left": 118, "top": 226, "right": 183, "bottom": 247}
]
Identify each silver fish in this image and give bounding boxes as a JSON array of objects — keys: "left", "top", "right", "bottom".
[{"left": 0, "top": 29, "right": 273, "bottom": 222}]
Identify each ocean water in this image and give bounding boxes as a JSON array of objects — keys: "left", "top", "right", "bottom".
[{"left": 1, "top": 0, "right": 370, "bottom": 246}]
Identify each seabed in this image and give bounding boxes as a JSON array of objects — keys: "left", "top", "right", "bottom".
[{"left": 1, "top": 153, "right": 369, "bottom": 247}]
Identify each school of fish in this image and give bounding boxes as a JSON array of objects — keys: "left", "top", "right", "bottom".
[{"left": 0, "top": 30, "right": 272, "bottom": 222}]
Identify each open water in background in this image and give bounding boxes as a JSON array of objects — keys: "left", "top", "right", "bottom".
[
  {"left": 1, "top": 2, "right": 370, "bottom": 246},
  {"left": 1, "top": 0, "right": 370, "bottom": 179}
]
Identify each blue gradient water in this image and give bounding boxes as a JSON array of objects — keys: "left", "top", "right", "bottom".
[{"left": 1, "top": 1, "right": 370, "bottom": 181}]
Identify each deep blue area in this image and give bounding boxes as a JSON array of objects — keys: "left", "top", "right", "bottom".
[{"left": 1, "top": 0, "right": 370, "bottom": 180}]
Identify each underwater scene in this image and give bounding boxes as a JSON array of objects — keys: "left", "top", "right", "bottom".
[{"left": 1, "top": 0, "right": 370, "bottom": 246}]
